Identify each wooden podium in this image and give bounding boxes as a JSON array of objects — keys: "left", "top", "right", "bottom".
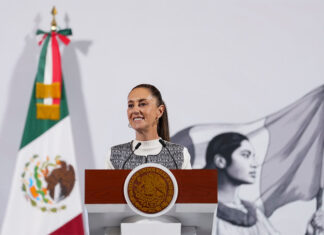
[{"left": 85, "top": 169, "right": 217, "bottom": 235}]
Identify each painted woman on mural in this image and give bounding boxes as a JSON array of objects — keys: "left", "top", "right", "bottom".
[
  {"left": 206, "top": 132, "right": 324, "bottom": 235},
  {"left": 205, "top": 132, "right": 279, "bottom": 235}
]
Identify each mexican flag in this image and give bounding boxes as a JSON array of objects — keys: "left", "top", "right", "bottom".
[
  {"left": 1, "top": 29, "right": 84, "bottom": 234},
  {"left": 172, "top": 85, "right": 324, "bottom": 217}
]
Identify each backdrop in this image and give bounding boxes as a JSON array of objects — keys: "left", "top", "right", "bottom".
[{"left": 0, "top": 0, "right": 323, "bottom": 234}]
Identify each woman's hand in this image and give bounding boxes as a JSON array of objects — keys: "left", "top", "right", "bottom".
[{"left": 306, "top": 209, "right": 324, "bottom": 235}]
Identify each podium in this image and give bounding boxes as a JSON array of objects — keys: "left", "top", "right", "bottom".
[{"left": 85, "top": 169, "right": 217, "bottom": 235}]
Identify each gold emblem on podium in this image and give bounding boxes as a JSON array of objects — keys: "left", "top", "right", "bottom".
[{"left": 124, "top": 163, "right": 178, "bottom": 216}]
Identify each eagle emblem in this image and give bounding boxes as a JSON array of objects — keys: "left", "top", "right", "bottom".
[{"left": 21, "top": 154, "right": 75, "bottom": 212}]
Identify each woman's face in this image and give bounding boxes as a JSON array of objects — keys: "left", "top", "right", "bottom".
[
  {"left": 225, "top": 140, "right": 257, "bottom": 184},
  {"left": 127, "top": 88, "right": 163, "bottom": 134}
]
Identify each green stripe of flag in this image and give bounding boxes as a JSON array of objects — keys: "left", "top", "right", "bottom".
[
  {"left": 36, "top": 36, "right": 50, "bottom": 84},
  {"left": 36, "top": 35, "right": 50, "bottom": 104}
]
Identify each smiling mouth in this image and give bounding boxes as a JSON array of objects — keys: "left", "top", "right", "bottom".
[{"left": 133, "top": 117, "right": 144, "bottom": 121}]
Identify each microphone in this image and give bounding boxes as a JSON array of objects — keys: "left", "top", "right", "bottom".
[
  {"left": 159, "top": 139, "right": 179, "bottom": 169},
  {"left": 122, "top": 142, "right": 141, "bottom": 169}
]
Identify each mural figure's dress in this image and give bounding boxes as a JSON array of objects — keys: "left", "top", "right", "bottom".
[{"left": 215, "top": 200, "right": 280, "bottom": 235}]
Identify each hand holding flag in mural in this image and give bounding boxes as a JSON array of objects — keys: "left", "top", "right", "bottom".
[{"left": 1, "top": 7, "right": 85, "bottom": 235}]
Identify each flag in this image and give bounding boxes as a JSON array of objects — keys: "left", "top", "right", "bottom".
[
  {"left": 172, "top": 85, "right": 324, "bottom": 217},
  {"left": 1, "top": 28, "right": 84, "bottom": 234}
]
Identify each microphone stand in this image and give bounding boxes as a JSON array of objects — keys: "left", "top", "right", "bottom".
[
  {"left": 159, "top": 139, "right": 179, "bottom": 169},
  {"left": 122, "top": 142, "right": 141, "bottom": 169}
]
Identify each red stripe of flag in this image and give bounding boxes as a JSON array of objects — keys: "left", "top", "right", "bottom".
[
  {"left": 51, "top": 31, "right": 62, "bottom": 105},
  {"left": 50, "top": 213, "right": 85, "bottom": 235}
]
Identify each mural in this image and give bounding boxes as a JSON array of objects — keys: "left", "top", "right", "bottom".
[{"left": 172, "top": 85, "right": 324, "bottom": 235}]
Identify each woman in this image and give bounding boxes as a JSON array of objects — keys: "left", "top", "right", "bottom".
[
  {"left": 205, "top": 132, "right": 279, "bottom": 235},
  {"left": 106, "top": 84, "right": 191, "bottom": 170}
]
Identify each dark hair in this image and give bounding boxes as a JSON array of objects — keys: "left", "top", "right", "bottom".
[
  {"left": 204, "top": 132, "right": 248, "bottom": 169},
  {"left": 131, "top": 84, "right": 170, "bottom": 141}
]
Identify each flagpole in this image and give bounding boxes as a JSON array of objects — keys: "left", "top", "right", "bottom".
[
  {"left": 51, "top": 6, "right": 57, "bottom": 31},
  {"left": 316, "top": 188, "right": 323, "bottom": 210},
  {"left": 315, "top": 188, "right": 324, "bottom": 235}
]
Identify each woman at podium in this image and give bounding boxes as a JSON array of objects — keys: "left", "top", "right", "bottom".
[{"left": 106, "top": 84, "right": 191, "bottom": 170}]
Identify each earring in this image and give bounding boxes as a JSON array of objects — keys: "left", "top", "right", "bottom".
[{"left": 128, "top": 123, "right": 132, "bottom": 128}]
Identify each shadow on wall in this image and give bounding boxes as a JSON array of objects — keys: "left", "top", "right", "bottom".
[
  {"left": 62, "top": 38, "right": 95, "bottom": 202},
  {"left": 0, "top": 15, "right": 40, "bottom": 228}
]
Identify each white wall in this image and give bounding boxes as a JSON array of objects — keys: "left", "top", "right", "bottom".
[{"left": 0, "top": 0, "right": 323, "bottom": 234}]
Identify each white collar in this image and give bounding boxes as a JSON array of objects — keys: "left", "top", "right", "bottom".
[{"left": 132, "top": 138, "right": 162, "bottom": 150}]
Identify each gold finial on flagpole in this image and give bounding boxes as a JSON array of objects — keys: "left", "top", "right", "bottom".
[{"left": 51, "top": 6, "right": 57, "bottom": 31}]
